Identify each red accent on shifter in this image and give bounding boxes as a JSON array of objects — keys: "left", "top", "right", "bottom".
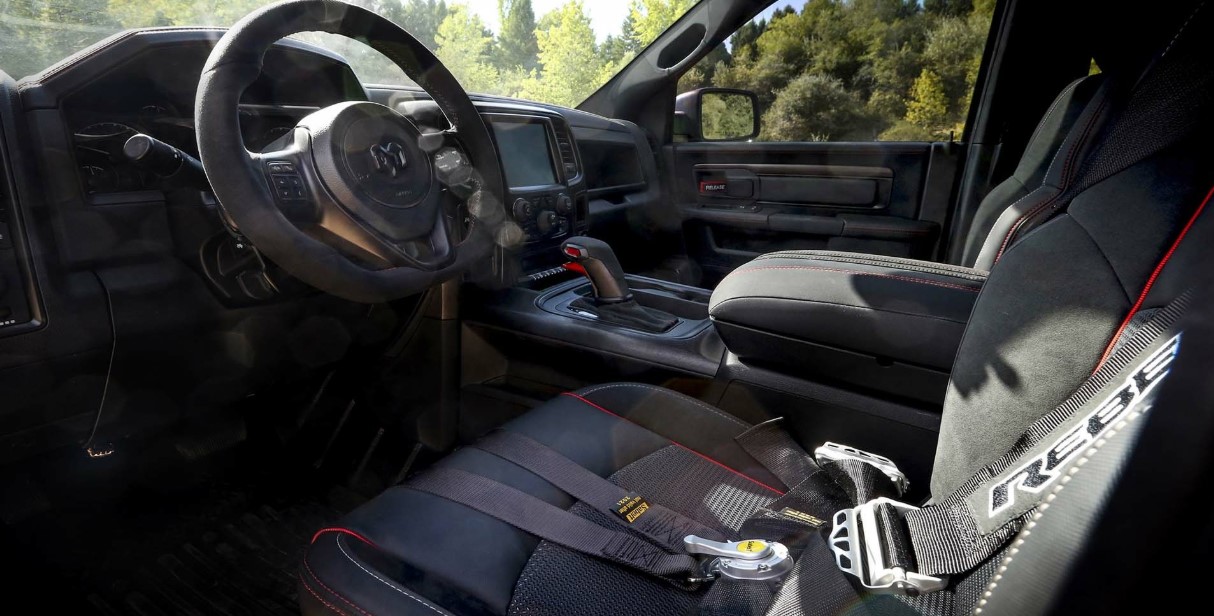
[
  {"left": 562, "top": 262, "right": 587, "bottom": 275},
  {"left": 564, "top": 245, "right": 586, "bottom": 259}
]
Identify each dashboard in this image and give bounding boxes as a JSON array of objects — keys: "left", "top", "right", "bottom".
[
  {"left": 59, "top": 40, "right": 362, "bottom": 196},
  {"left": 0, "top": 28, "right": 658, "bottom": 457}
]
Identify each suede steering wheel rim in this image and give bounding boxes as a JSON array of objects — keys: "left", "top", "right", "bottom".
[{"left": 196, "top": 0, "right": 506, "bottom": 303}]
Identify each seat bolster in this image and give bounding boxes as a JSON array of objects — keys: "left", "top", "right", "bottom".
[
  {"left": 302, "top": 530, "right": 472, "bottom": 616},
  {"left": 560, "top": 383, "right": 784, "bottom": 491}
]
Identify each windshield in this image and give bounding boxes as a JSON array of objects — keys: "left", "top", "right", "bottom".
[{"left": 0, "top": 0, "right": 700, "bottom": 107}]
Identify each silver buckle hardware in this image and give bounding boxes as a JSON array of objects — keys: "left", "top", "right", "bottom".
[
  {"left": 828, "top": 498, "right": 947, "bottom": 596},
  {"left": 815, "top": 442, "right": 909, "bottom": 496},
  {"left": 684, "top": 535, "right": 793, "bottom": 582}
]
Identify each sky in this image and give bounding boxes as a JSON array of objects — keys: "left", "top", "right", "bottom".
[{"left": 464, "top": 0, "right": 802, "bottom": 43}]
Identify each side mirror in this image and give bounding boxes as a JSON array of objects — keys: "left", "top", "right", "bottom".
[{"left": 674, "top": 88, "right": 760, "bottom": 142}]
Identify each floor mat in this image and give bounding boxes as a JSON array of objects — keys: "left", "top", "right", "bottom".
[
  {"left": 0, "top": 411, "right": 365, "bottom": 615},
  {"left": 84, "top": 500, "right": 340, "bottom": 616}
]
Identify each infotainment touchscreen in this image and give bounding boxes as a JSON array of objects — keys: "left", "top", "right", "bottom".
[{"left": 490, "top": 119, "right": 557, "bottom": 188}]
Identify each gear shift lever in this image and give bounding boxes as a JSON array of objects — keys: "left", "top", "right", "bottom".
[
  {"left": 560, "top": 236, "right": 678, "bottom": 334},
  {"left": 561, "top": 236, "right": 632, "bottom": 303}
]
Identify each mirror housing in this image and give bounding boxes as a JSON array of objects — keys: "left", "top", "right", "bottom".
[{"left": 674, "top": 88, "right": 760, "bottom": 142}]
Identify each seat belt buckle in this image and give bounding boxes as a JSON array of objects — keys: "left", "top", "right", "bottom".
[
  {"left": 828, "top": 498, "right": 948, "bottom": 596},
  {"left": 814, "top": 442, "right": 909, "bottom": 496},
  {"left": 684, "top": 535, "right": 793, "bottom": 583}
]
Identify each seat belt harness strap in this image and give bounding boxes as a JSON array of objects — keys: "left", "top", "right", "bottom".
[
  {"left": 826, "top": 299, "right": 1187, "bottom": 593},
  {"left": 474, "top": 430, "right": 730, "bottom": 549}
]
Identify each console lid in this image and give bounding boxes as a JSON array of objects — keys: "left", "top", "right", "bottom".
[{"left": 709, "top": 251, "right": 987, "bottom": 405}]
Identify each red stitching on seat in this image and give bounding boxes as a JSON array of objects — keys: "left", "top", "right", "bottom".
[
  {"left": 1093, "top": 183, "right": 1214, "bottom": 373},
  {"left": 312, "top": 527, "right": 377, "bottom": 546},
  {"left": 300, "top": 574, "right": 352, "bottom": 616},
  {"left": 994, "top": 95, "right": 1110, "bottom": 263},
  {"left": 560, "top": 392, "right": 785, "bottom": 495},
  {"left": 303, "top": 557, "right": 376, "bottom": 616},
  {"left": 737, "top": 265, "right": 981, "bottom": 293}
]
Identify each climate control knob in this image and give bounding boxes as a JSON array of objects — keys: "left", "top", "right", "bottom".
[
  {"left": 536, "top": 210, "right": 558, "bottom": 234},
  {"left": 555, "top": 193, "right": 573, "bottom": 214},
  {"left": 512, "top": 198, "right": 533, "bottom": 221}
]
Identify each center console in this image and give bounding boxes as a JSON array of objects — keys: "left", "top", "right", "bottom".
[{"left": 484, "top": 112, "right": 588, "bottom": 252}]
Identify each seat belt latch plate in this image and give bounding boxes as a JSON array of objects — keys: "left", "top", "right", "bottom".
[
  {"left": 815, "top": 442, "right": 909, "bottom": 495},
  {"left": 828, "top": 498, "right": 948, "bottom": 596}
]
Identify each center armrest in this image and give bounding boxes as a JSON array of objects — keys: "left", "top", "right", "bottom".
[{"left": 709, "top": 251, "right": 987, "bottom": 402}]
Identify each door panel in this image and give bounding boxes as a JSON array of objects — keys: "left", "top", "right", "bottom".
[{"left": 668, "top": 141, "right": 952, "bottom": 286}]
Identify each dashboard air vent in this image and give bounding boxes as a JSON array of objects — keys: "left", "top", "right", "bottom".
[{"left": 552, "top": 120, "right": 580, "bottom": 180}]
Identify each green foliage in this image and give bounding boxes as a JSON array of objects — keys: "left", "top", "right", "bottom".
[
  {"left": 729, "top": 18, "right": 767, "bottom": 62},
  {"left": 390, "top": 0, "right": 452, "bottom": 50},
  {"left": 0, "top": 0, "right": 120, "bottom": 78},
  {"left": 762, "top": 73, "right": 876, "bottom": 141},
  {"left": 627, "top": 0, "right": 696, "bottom": 49},
  {"left": 904, "top": 69, "right": 949, "bottom": 137},
  {"left": 434, "top": 4, "right": 499, "bottom": 93},
  {"left": 519, "top": 0, "right": 599, "bottom": 108},
  {"left": 699, "top": 0, "right": 994, "bottom": 142},
  {"left": 1, "top": 0, "right": 995, "bottom": 127},
  {"left": 701, "top": 92, "right": 754, "bottom": 140},
  {"left": 924, "top": 0, "right": 973, "bottom": 17},
  {"left": 497, "top": 0, "right": 538, "bottom": 71}
]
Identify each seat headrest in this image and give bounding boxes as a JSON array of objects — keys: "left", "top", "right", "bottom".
[{"left": 1085, "top": 0, "right": 1208, "bottom": 76}]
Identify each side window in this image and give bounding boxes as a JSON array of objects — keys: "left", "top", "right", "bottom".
[{"left": 679, "top": 0, "right": 997, "bottom": 142}]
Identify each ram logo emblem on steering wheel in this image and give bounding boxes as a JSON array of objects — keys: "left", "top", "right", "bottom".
[{"left": 369, "top": 142, "right": 408, "bottom": 178}]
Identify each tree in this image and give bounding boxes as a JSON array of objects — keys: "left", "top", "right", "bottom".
[
  {"left": 433, "top": 4, "right": 498, "bottom": 94},
  {"left": 497, "top": 0, "right": 539, "bottom": 72},
  {"left": 728, "top": 18, "right": 767, "bottom": 62},
  {"left": 383, "top": 0, "right": 451, "bottom": 50},
  {"left": 107, "top": 0, "right": 271, "bottom": 28},
  {"left": 924, "top": 0, "right": 973, "bottom": 17},
  {"left": 904, "top": 68, "right": 950, "bottom": 137},
  {"left": 520, "top": 1, "right": 603, "bottom": 107},
  {"left": 626, "top": 0, "right": 697, "bottom": 49},
  {"left": 762, "top": 73, "right": 878, "bottom": 142}
]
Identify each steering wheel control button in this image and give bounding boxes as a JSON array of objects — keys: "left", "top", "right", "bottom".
[
  {"left": 267, "top": 160, "right": 296, "bottom": 174},
  {"left": 271, "top": 174, "right": 306, "bottom": 201}
]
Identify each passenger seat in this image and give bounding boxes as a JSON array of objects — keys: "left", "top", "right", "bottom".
[{"left": 960, "top": 73, "right": 1104, "bottom": 269}]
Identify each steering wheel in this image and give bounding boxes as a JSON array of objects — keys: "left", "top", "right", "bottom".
[{"left": 196, "top": 0, "right": 507, "bottom": 303}]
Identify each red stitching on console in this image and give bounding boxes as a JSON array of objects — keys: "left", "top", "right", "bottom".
[
  {"left": 304, "top": 557, "right": 376, "bottom": 616},
  {"left": 300, "top": 574, "right": 351, "bottom": 616},
  {"left": 1093, "top": 183, "right": 1214, "bottom": 373},
  {"left": 312, "top": 527, "right": 377, "bottom": 546},
  {"left": 738, "top": 265, "right": 980, "bottom": 293},
  {"left": 560, "top": 392, "right": 786, "bottom": 495}
]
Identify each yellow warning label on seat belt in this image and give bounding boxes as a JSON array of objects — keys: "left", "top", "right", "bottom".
[
  {"left": 778, "top": 508, "right": 826, "bottom": 528},
  {"left": 614, "top": 494, "right": 651, "bottom": 523}
]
